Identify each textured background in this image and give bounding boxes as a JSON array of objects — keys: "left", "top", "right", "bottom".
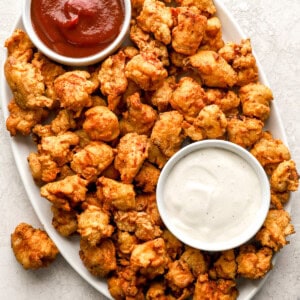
[{"left": 0, "top": 0, "right": 299, "bottom": 299}]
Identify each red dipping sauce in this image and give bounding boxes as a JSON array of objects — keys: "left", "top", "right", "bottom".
[{"left": 31, "top": 0, "right": 125, "bottom": 58}]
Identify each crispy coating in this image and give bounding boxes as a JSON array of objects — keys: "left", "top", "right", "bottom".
[
  {"left": 11, "top": 223, "right": 58, "bottom": 270},
  {"left": 135, "top": 161, "right": 160, "bottom": 192},
  {"left": 219, "top": 39, "right": 258, "bottom": 86},
  {"left": 40, "top": 175, "right": 88, "bottom": 211},
  {"left": 227, "top": 116, "right": 264, "bottom": 148},
  {"left": 82, "top": 106, "right": 120, "bottom": 142},
  {"left": 236, "top": 244, "right": 273, "bottom": 279},
  {"left": 98, "top": 176, "right": 136, "bottom": 211},
  {"left": 51, "top": 205, "right": 78, "bottom": 237},
  {"left": 116, "top": 230, "right": 138, "bottom": 256},
  {"left": 255, "top": 209, "right": 295, "bottom": 251},
  {"left": 185, "top": 50, "right": 237, "bottom": 88},
  {"left": 6, "top": 99, "right": 48, "bottom": 136},
  {"left": 150, "top": 110, "right": 184, "bottom": 157},
  {"left": 271, "top": 190, "right": 290, "bottom": 209},
  {"left": 79, "top": 238, "right": 117, "bottom": 277},
  {"left": 70, "top": 141, "right": 115, "bottom": 182},
  {"left": 200, "top": 17, "right": 224, "bottom": 51},
  {"left": 135, "top": 212, "right": 163, "bottom": 241},
  {"left": 77, "top": 205, "right": 114, "bottom": 246},
  {"left": 119, "top": 92, "right": 158, "bottom": 136},
  {"left": 114, "top": 132, "right": 149, "bottom": 183},
  {"left": 147, "top": 141, "right": 169, "bottom": 169},
  {"left": 172, "top": 6, "right": 207, "bottom": 55},
  {"left": 175, "top": 0, "right": 216, "bottom": 16},
  {"left": 193, "top": 273, "right": 238, "bottom": 300},
  {"left": 270, "top": 160, "right": 299, "bottom": 192},
  {"left": 54, "top": 70, "right": 97, "bottom": 112},
  {"left": 170, "top": 77, "right": 207, "bottom": 122},
  {"left": 114, "top": 210, "right": 138, "bottom": 232},
  {"left": 137, "top": 0, "right": 173, "bottom": 45},
  {"left": 162, "top": 229, "right": 184, "bottom": 260},
  {"left": 125, "top": 51, "right": 168, "bottom": 91},
  {"left": 239, "top": 83, "right": 273, "bottom": 121}
]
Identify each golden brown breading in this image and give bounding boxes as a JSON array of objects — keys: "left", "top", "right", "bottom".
[
  {"left": 77, "top": 205, "right": 114, "bottom": 246},
  {"left": 227, "top": 116, "right": 264, "bottom": 149},
  {"left": 239, "top": 82, "right": 273, "bottom": 121},
  {"left": 40, "top": 175, "right": 88, "bottom": 211},
  {"left": 6, "top": 99, "right": 48, "bottom": 136},
  {"left": 137, "top": 0, "right": 173, "bottom": 45},
  {"left": 255, "top": 209, "right": 295, "bottom": 251},
  {"left": 200, "top": 17, "right": 224, "bottom": 51},
  {"left": 11, "top": 223, "right": 59, "bottom": 270},
  {"left": 125, "top": 51, "right": 168, "bottom": 91},
  {"left": 185, "top": 50, "right": 238, "bottom": 88},
  {"left": 270, "top": 190, "right": 290, "bottom": 209},
  {"left": 150, "top": 110, "right": 184, "bottom": 157},
  {"left": 70, "top": 141, "right": 115, "bottom": 182},
  {"left": 113, "top": 210, "right": 138, "bottom": 232},
  {"left": 162, "top": 229, "right": 184, "bottom": 260},
  {"left": 79, "top": 238, "right": 117, "bottom": 277},
  {"left": 135, "top": 162, "right": 160, "bottom": 193},
  {"left": 116, "top": 230, "right": 138, "bottom": 257},
  {"left": 170, "top": 77, "right": 207, "bottom": 122},
  {"left": 175, "top": 0, "right": 216, "bottom": 16},
  {"left": 236, "top": 244, "right": 273, "bottom": 279},
  {"left": 114, "top": 132, "right": 149, "bottom": 183},
  {"left": 172, "top": 6, "right": 207, "bottom": 55},
  {"left": 270, "top": 160, "right": 299, "bottom": 192},
  {"left": 147, "top": 141, "right": 169, "bottom": 169},
  {"left": 193, "top": 273, "right": 238, "bottom": 300},
  {"left": 82, "top": 106, "right": 120, "bottom": 142},
  {"left": 135, "top": 212, "right": 163, "bottom": 241}
]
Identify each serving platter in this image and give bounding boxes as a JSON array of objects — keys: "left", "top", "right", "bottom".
[{"left": 0, "top": 1, "right": 292, "bottom": 299}]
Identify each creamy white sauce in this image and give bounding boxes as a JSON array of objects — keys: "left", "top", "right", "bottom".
[{"left": 163, "top": 147, "right": 262, "bottom": 244}]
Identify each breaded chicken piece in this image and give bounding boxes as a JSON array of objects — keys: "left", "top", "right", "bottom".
[
  {"left": 38, "top": 131, "right": 79, "bottom": 166},
  {"left": 172, "top": 6, "right": 207, "bottom": 55},
  {"left": 227, "top": 116, "right": 264, "bottom": 148},
  {"left": 135, "top": 212, "right": 163, "bottom": 241},
  {"left": 150, "top": 110, "right": 184, "bottom": 157},
  {"left": 200, "top": 17, "right": 224, "bottom": 51},
  {"left": 119, "top": 92, "right": 158, "bottom": 136},
  {"left": 116, "top": 230, "right": 138, "bottom": 257},
  {"left": 79, "top": 238, "right": 117, "bottom": 277},
  {"left": 239, "top": 83, "right": 273, "bottom": 121},
  {"left": 40, "top": 175, "right": 88, "bottom": 211},
  {"left": 51, "top": 205, "right": 78, "bottom": 237},
  {"left": 77, "top": 205, "right": 114, "bottom": 246},
  {"left": 182, "top": 120, "right": 205, "bottom": 141},
  {"left": 11, "top": 223, "right": 58, "bottom": 270},
  {"left": 54, "top": 70, "right": 97, "bottom": 112},
  {"left": 146, "top": 281, "right": 171, "bottom": 300},
  {"left": 98, "top": 176, "right": 136, "bottom": 211},
  {"left": 185, "top": 50, "right": 237, "bottom": 88},
  {"left": 219, "top": 39, "right": 258, "bottom": 86},
  {"left": 175, "top": 0, "right": 216, "bottom": 16},
  {"left": 270, "top": 160, "right": 299, "bottom": 192},
  {"left": 70, "top": 141, "right": 115, "bottom": 182},
  {"left": 82, "top": 106, "right": 120, "bottom": 142},
  {"left": 270, "top": 190, "right": 290, "bottom": 210},
  {"left": 162, "top": 229, "right": 183, "bottom": 260},
  {"left": 255, "top": 209, "right": 295, "bottom": 251},
  {"left": 193, "top": 273, "right": 238, "bottom": 300},
  {"left": 137, "top": 0, "right": 173, "bottom": 45},
  {"left": 147, "top": 141, "right": 169, "bottom": 169},
  {"left": 170, "top": 77, "right": 207, "bottom": 122},
  {"left": 113, "top": 210, "right": 138, "bottom": 232},
  {"left": 114, "top": 132, "right": 149, "bottom": 183},
  {"left": 125, "top": 51, "right": 168, "bottom": 91},
  {"left": 6, "top": 99, "right": 48, "bottom": 136},
  {"left": 135, "top": 161, "right": 160, "bottom": 192},
  {"left": 98, "top": 50, "right": 128, "bottom": 111},
  {"left": 236, "top": 244, "right": 273, "bottom": 279}
]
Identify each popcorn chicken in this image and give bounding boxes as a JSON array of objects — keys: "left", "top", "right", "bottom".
[
  {"left": 11, "top": 223, "right": 58, "bottom": 270},
  {"left": 200, "top": 17, "right": 224, "bottom": 51},
  {"left": 135, "top": 161, "right": 160, "bottom": 192},
  {"left": 175, "top": 0, "right": 216, "bottom": 16},
  {"left": 270, "top": 190, "right": 290, "bottom": 209}
]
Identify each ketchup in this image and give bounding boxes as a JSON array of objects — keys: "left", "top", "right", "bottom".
[{"left": 31, "top": 0, "right": 125, "bottom": 58}]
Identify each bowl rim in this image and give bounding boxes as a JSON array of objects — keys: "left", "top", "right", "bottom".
[
  {"left": 22, "top": 0, "right": 132, "bottom": 66},
  {"left": 156, "top": 139, "right": 270, "bottom": 252}
]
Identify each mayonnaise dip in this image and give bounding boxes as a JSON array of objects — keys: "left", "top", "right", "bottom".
[{"left": 157, "top": 141, "right": 269, "bottom": 250}]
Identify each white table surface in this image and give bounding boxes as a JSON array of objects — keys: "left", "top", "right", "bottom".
[{"left": 0, "top": 1, "right": 299, "bottom": 299}]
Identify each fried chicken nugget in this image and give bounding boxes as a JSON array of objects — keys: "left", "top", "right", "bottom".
[
  {"left": 270, "top": 160, "right": 299, "bottom": 192},
  {"left": 40, "top": 175, "right": 88, "bottom": 211},
  {"left": 172, "top": 6, "right": 207, "bottom": 56},
  {"left": 150, "top": 110, "right": 185, "bottom": 157},
  {"left": 185, "top": 50, "right": 237, "bottom": 88},
  {"left": 6, "top": 99, "right": 48, "bottom": 136},
  {"left": 125, "top": 51, "right": 168, "bottom": 91},
  {"left": 236, "top": 244, "right": 273, "bottom": 279},
  {"left": 11, "top": 223, "right": 59, "bottom": 270},
  {"left": 137, "top": 0, "right": 173, "bottom": 45},
  {"left": 270, "top": 190, "right": 290, "bottom": 209},
  {"left": 239, "top": 83, "right": 273, "bottom": 121},
  {"left": 162, "top": 229, "right": 184, "bottom": 260},
  {"left": 200, "top": 17, "right": 224, "bottom": 51},
  {"left": 175, "top": 0, "right": 216, "bottom": 16},
  {"left": 116, "top": 230, "right": 138, "bottom": 257},
  {"left": 77, "top": 205, "right": 114, "bottom": 246},
  {"left": 193, "top": 273, "right": 238, "bottom": 300},
  {"left": 70, "top": 141, "right": 115, "bottom": 182},
  {"left": 82, "top": 106, "right": 120, "bottom": 142},
  {"left": 135, "top": 161, "right": 160, "bottom": 193},
  {"left": 114, "top": 132, "right": 149, "bottom": 183},
  {"left": 255, "top": 209, "right": 295, "bottom": 251},
  {"left": 79, "top": 238, "right": 117, "bottom": 277}
]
